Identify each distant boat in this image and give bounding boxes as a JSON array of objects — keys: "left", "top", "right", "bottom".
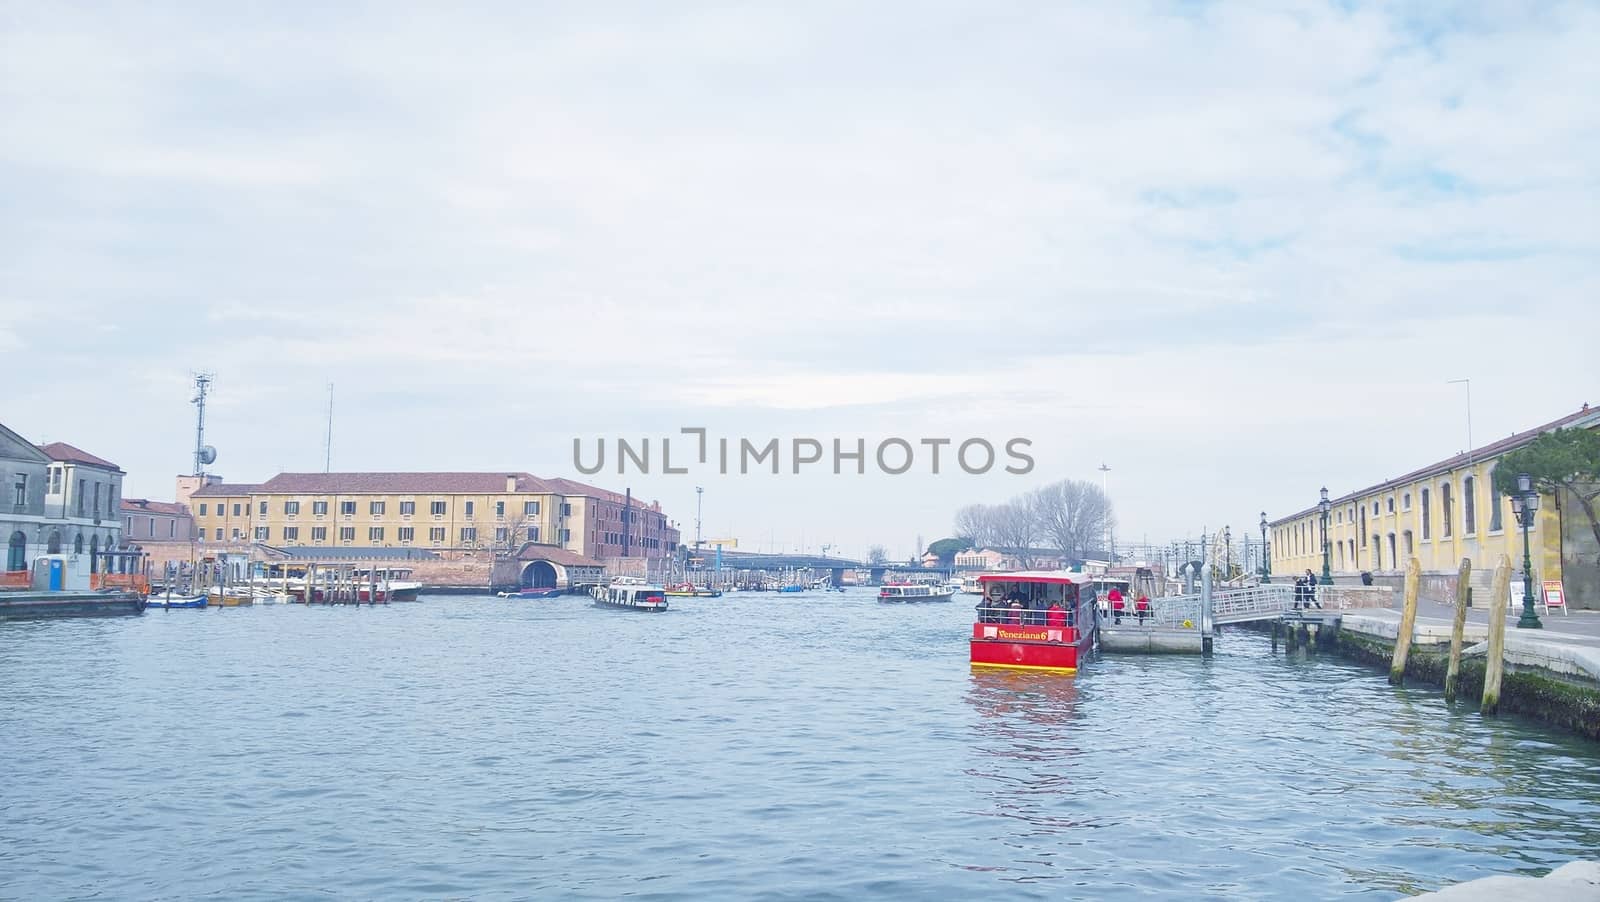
[
  {"left": 777, "top": 585, "right": 804, "bottom": 594},
  {"left": 665, "top": 584, "right": 722, "bottom": 598},
  {"left": 147, "top": 594, "right": 207, "bottom": 609},
  {"left": 878, "top": 583, "right": 956, "bottom": 603},
  {"left": 499, "top": 587, "right": 563, "bottom": 599},
  {"left": 590, "top": 581, "right": 669, "bottom": 612}
]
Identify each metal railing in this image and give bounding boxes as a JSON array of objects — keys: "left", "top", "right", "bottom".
[{"left": 974, "top": 602, "right": 1092, "bottom": 630}]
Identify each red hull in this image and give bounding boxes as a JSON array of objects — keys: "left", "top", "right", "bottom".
[{"left": 970, "top": 623, "right": 1086, "bottom": 674}]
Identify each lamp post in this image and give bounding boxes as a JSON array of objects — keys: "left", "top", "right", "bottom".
[
  {"left": 1318, "top": 487, "right": 1333, "bottom": 586},
  {"left": 1511, "top": 472, "right": 1543, "bottom": 629},
  {"left": 1260, "top": 511, "right": 1270, "bottom": 583}
]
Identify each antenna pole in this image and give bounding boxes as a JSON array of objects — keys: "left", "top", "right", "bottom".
[
  {"left": 324, "top": 383, "right": 334, "bottom": 472},
  {"left": 192, "top": 373, "right": 213, "bottom": 476}
]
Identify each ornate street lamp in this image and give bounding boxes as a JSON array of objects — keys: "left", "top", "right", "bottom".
[
  {"left": 1318, "top": 487, "right": 1333, "bottom": 586},
  {"left": 1511, "top": 472, "right": 1543, "bottom": 629},
  {"left": 1259, "top": 511, "right": 1271, "bottom": 583}
]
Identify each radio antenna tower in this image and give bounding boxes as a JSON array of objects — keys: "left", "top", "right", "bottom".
[
  {"left": 191, "top": 373, "right": 217, "bottom": 476},
  {"left": 324, "top": 383, "right": 334, "bottom": 472}
]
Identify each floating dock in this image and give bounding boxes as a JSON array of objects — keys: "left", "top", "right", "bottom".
[{"left": 0, "top": 590, "right": 146, "bottom": 621}]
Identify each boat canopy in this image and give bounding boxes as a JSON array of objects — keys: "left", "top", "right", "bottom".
[{"left": 977, "top": 570, "right": 1088, "bottom": 585}]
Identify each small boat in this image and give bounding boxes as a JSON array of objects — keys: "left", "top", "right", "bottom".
[
  {"left": 498, "top": 587, "right": 563, "bottom": 599},
  {"left": 665, "top": 583, "right": 722, "bottom": 597},
  {"left": 590, "top": 581, "right": 669, "bottom": 612},
  {"left": 147, "top": 594, "right": 207, "bottom": 609},
  {"left": 878, "top": 583, "right": 956, "bottom": 603},
  {"left": 970, "top": 571, "right": 1098, "bottom": 675},
  {"left": 351, "top": 568, "right": 424, "bottom": 602},
  {"left": 206, "top": 587, "right": 256, "bottom": 607},
  {"left": 777, "top": 585, "right": 804, "bottom": 594},
  {"left": 960, "top": 574, "right": 983, "bottom": 595},
  {"left": 942, "top": 579, "right": 963, "bottom": 594}
]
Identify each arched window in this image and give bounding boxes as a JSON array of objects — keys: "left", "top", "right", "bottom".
[
  {"left": 1441, "top": 482, "right": 1454, "bottom": 537},
  {"left": 89, "top": 535, "right": 99, "bottom": 566},
  {"left": 1421, "top": 488, "right": 1432, "bottom": 539},
  {"left": 74, "top": 533, "right": 84, "bottom": 554},
  {"left": 1373, "top": 535, "right": 1383, "bottom": 570},
  {"left": 1388, "top": 533, "right": 1397, "bottom": 567},
  {"left": 47, "top": 529, "right": 61, "bottom": 554},
  {"left": 6, "top": 531, "right": 26, "bottom": 571},
  {"left": 1463, "top": 477, "right": 1477, "bottom": 534},
  {"left": 1404, "top": 530, "right": 1414, "bottom": 556}
]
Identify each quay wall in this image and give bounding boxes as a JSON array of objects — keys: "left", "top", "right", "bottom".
[{"left": 1327, "top": 621, "right": 1600, "bottom": 742}]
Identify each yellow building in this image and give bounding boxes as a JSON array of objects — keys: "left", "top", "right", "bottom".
[
  {"left": 1268, "top": 405, "right": 1599, "bottom": 609},
  {"left": 178, "top": 472, "right": 680, "bottom": 563}
]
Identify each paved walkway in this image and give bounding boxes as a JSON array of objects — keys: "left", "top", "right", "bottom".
[{"left": 1339, "top": 601, "right": 1600, "bottom": 682}]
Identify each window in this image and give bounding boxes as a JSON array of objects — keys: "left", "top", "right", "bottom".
[
  {"left": 340, "top": 501, "right": 356, "bottom": 515},
  {"left": 49, "top": 467, "right": 61, "bottom": 494},
  {"left": 1441, "top": 483, "right": 1453, "bottom": 537},
  {"left": 339, "top": 527, "right": 355, "bottom": 542},
  {"left": 1463, "top": 477, "right": 1476, "bottom": 534},
  {"left": 1489, "top": 485, "right": 1503, "bottom": 532},
  {"left": 259, "top": 501, "right": 267, "bottom": 515},
  {"left": 1372, "top": 501, "right": 1379, "bottom": 516},
  {"left": 312, "top": 527, "right": 327, "bottom": 542},
  {"left": 1402, "top": 493, "right": 1411, "bottom": 511},
  {"left": 1388, "top": 533, "right": 1397, "bottom": 567},
  {"left": 527, "top": 526, "right": 539, "bottom": 541},
  {"left": 1404, "top": 530, "right": 1414, "bottom": 556},
  {"left": 12, "top": 474, "right": 26, "bottom": 507},
  {"left": 255, "top": 526, "right": 269, "bottom": 541},
  {"left": 199, "top": 503, "right": 208, "bottom": 516},
  {"left": 398, "top": 527, "right": 414, "bottom": 542},
  {"left": 370, "top": 501, "right": 385, "bottom": 515},
  {"left": 233, "top": 503, "right": 242, "bottom": 516},
  {"left": 169, "top": 520, "right": 175, "bottom": 538},
  {"left": 496, "top": 501, "right": 505, "bottom": 518},
  {"left": 461, "top": 527, "right": 477, "bottom": 543},
  {"left": 1373, "top": 536, "right": 1383, "bottom": 569},
  {"left": 400, "top": 501, "right": 415, "bottom": 516},
  {"left": 495, "top": 527, "right": 509, "bottom": 543},
  {"left": 216, "top": 528, "right": 224, "bottom": 540},
  {"left": 285, "top": 501, "right": 300, "bottom": 515},
  {"left": 312, "top": 501, "right": 328, "bottom": 515},
  {"left": 369, "top": 527, "right": 384, "bottom": 542},
  {"left": 465, "top": 501, "right": 475, "bottom": 518},
  {"left": 429, "top": 527, "right": 445, "bottom": 543},
  {"left": 1387, "top": 497, "right": 1394, "bottom": 514},
  {"left": 524, "top": 501, "right": 539, "bottom": 515},
  {"left": 77, "top": 479, "right": 86, "bottom": 515},
  {"left": 431, "top": 500, "right": 447, "bottom": 516},
  {"left": 1421, "top": 488, "right": 1431, "bottom": 540},
  {"left": 1358, "top": 507, "right": 1366, "bottom": 545},
  {"left": 284, "top": 526, "right": 300, "bottom": 541},
  {"left": 561, "top": 503, "right": 571, "bottom": 517},
  {"left": 230, "top": 528, "right": 240, "bottom": 540},
  {"left": 1336, "top": 510, "right": 1342, "bottom": 525},
  {"left": 560, "top": 528, "right": 571, "bottom": 543}
]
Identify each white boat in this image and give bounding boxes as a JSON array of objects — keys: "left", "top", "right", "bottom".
[
  {"left": 878, "top": 583, "right": 956, "bottom": 603},
  {"left": 942, "top": 579, "right": 963, "bottom": 594},
  {"left": 960, "top": 575, "right": 983, "bottom": 595},
  {"left": 591, "top": 581, "right": 669, "bottom": 612},
  {"left": 351, "top": 568, "right": 424, "bottom": 602}
]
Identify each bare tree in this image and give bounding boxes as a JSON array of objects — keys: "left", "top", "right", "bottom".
[
  {"left": 953, "top": 504, "right": 997, "bottom": 548},
  {"left": 1033, "top": 479, "right": 1115, "bottom": 559},
  {"left": 867, "top": 545, "right": 889, "bottom": 566},
  {"left": 989, "top": 499, "right": 1044, "bottom": 568}
]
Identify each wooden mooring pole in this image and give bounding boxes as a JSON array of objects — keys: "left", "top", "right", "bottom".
[
  {"left": 1388, "top": 557, "right": 1421, "bottom": 685},
  {"left": 1444, "top": 558, "right": 1472, "bottom": 702},
  {"left": 1482, "top": 554, "right": 1512, "bottom": 715}
]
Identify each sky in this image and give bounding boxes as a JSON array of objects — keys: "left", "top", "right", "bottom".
[{"left": 2, "top": 1, "right": 1596, "bottom": 563}]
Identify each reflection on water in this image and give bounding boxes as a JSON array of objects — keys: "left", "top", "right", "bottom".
[{"left": 1, "top": 595, "right": 1597, "bottom": 900}]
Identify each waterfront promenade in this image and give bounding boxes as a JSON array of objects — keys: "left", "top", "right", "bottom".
[{"left": 1350, "top": 599, "right": 1600, "bottom": 682}]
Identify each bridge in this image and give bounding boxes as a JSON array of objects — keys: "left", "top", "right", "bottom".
[{"left": 685, "top": 550, "right": 866, "bottom": 571}]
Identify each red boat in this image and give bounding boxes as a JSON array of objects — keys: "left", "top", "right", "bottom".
[{"left": 970, "top": 571, "right": 1098, "bottom": 675}]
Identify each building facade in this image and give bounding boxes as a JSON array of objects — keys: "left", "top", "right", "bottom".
[
  {"left": 1269, "top": 405, "right": 1600, "bottom": 609},
  {"left": 183, "top": 471, "right": 680, "bottom": 564},
  {"left": 121, "top": 498, "right": 196, "bottom": 543},
  {"left": 2, "top": 423, "right": 124, "bottom": 582}
]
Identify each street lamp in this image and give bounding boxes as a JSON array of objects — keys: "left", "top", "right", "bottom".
[
  {"left": 1259, "top": 511, "right": 1270, "bottom": 583},
  {"left": 1511, "top": 472, "right": 1543, "bottom": 629},
  {"left": 1318, "top": 487, "right": 1333, "bottom": 586}
]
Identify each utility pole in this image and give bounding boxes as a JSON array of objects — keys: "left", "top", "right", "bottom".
[
  {"left": 1448, "top": 378, "right": 1473, "bottom": 467},
  {"left": 694, "top": 486, "right": 704, "bottom": 553}
]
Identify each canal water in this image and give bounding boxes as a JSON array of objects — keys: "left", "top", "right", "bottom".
[{"left": 3, "top": 590, "right": 1597, "bottom": 900}]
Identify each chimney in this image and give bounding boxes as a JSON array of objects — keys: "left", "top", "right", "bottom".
[{"left": 505, "top": 474, "right": 518, "bottom": 493}]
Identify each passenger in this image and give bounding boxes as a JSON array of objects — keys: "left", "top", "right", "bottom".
[
  {"left": 1108, "top": 586, "right": 1125, "bottom": 624},
  {"left": 1006, "top": 601, "right": 1024, "bottom": 624},
  {"left": 1305, "top": 570, "right": 1323, "bottom": 609},
  {"left": 1135, "top": 594, "right": 1151, "bottom": 625},
  {"left": 1046, "top": 601, "right": 1067, "bottom": 629}
]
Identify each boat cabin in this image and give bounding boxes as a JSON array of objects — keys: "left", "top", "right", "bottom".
[{"left": 878, "top": 583, "right": 952, "bottom": 602}]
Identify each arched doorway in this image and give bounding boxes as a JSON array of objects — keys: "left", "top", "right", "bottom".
[
  {"left": 89, "top": 535, "right": 99, "bottom": 571},
  {"left": 47, "top": 529, "right": 61, "bottom": 554},
  {"left": 6, "top": 531, "right": 25, "bottom": 571},
  {"left": 74, "top": 533, "right": 84, "bottom": 555},
  {"left": 521, "top": 560, "right": 558, "bottom": 589}
]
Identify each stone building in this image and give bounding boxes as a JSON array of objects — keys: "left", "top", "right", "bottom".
[
  {"left": 1, "top": 422, "right": 124, "bottom": 582},
  {"left": 1269, "top": 404, "right": 1600, "bottom": 609}
]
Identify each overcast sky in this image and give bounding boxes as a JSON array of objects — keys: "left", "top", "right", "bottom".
[{"left": 2, "top": 2, "right": 1596, "bottom": 561}]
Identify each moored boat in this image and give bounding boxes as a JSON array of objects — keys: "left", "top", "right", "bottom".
[
  {"left": 590, "top": 581, "right": 669, "bottom": 611},
  {"left": 960, "top": 574, "right": 983, "bottom": 595},
  {"left": 206, "top": 587, "right": 256, "bottom": 607},
  {"left": 147, "top": 594, "right": 208, "bottom": 609},
  {"left": 878, "top": 583, "right": 956, "bottom": 603},
  {"left": 664, "top": 583, "right": 722, "bottom": 598},
  {"left": 498, "top": 587, "right": 563, "bottom": 598},
  {"left": 970, "top": 571, "right": 1098, "bottom": 675}
]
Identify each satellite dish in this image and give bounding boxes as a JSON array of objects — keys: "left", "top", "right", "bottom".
[{"left": 199, "top": 445, "right": 218, "bottom": 465}]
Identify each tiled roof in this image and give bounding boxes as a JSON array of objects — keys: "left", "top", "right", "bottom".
[
  {"left": 191, "top": 483, "right": 261, "bottom": 497},
  {"left": 37, "top": 441, "right": 121, "bottom": 471},
  {"left": 121, "top": 498, "right": 188, "bottom": 516},
  {"left": 256, "top": 472, "right": 556, "bottom": 495},
  {"left": 514, "top": 543, "right": 603, "bottom": 567},
  {"left": 1271, "top": 404, "right": 1600, "bottom": 526}
]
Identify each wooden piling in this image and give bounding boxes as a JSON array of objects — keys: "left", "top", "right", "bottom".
[
  {"left": 1270, "top": 619, "right": 1279, "bottom": 652},
  {"left": 1388, "top": 557, "right": 1421, "bottom": 685},
  {"left": 1444, "top": 557, "right": 1472, "bottom": 702},
  {"left": 1482, "top": 554, "right": 1512, "bottom": 715}
]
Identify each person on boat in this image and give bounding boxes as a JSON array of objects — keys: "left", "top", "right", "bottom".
[
  {"left": 1006, "top": 600, "right": 1023, "bottom": 624},
  {"left": 1134, "top": 594, "right": 1151, "bottom": 625},
  {"left": 1107, "top": 586, "right": 1125, "bottom": 624},
  {"left": 1045, "top": 600, "right": 1067, "bottom": 629}
]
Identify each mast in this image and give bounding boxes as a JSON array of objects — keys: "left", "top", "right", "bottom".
[
  {"left": 324, "top": 382, "right": 334, "bottom": 472},
  {"left": 192, "top": 373, "right": 214, "bottom": 476}
]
